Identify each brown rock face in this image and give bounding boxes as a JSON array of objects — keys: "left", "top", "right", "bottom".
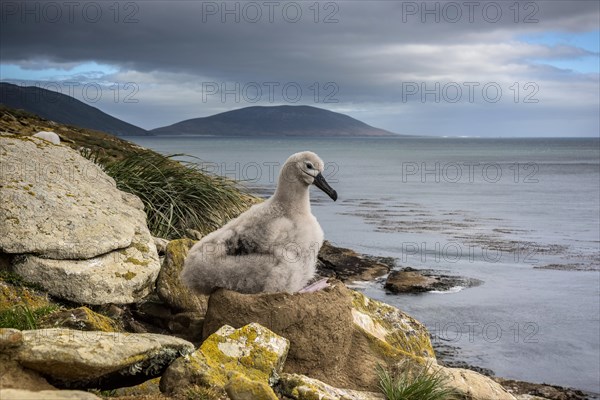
[
  {"left": 202, "top": 282, "right": 430, "bottom": 391},
  {"left": 203, "top": 283, "right": 355, "bottom": 387}
]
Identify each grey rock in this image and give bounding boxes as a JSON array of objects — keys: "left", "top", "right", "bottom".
[
  {"left": 12, "top": 225, "right": 160, "bottom": 305},
  {"left": 0, "top": 135, "right": 146, "bottom": 259},
  {"left": 15, "top": 328, "right": 194, "bottom": 389}
]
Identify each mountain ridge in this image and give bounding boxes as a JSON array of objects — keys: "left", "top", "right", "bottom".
[
  {"left": 0, "top": 82, "right": 149, "bottom": 136},
  {"left": 151, "top": 105, "right": 400, "bottom": 137}
]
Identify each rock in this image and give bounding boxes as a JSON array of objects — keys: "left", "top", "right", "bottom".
[
  {"left": 32, "top": 131, "right": 61, "bottom": 145},
  {"left": 430, "top": 365, "right": 516, "bottom": 400},
  {"left": 0, "top": 359, "right": 55, "bottom": 391},
  {"left": 12, "top": 225, "right": 160, "bottom": 305},
  {"left": 0, "top": 389, "right": 101, "bottom": 400},
  {"left": 278, "top": 373, "right": 385, "bottom": 400},
  {"left": 156, "top": 239, "right": 207, "bottom": 313},
  {"left": 39, "top": 307, "right": 120, "bottom": 332},
  {"left": 160, "top": 323, "right": 289, "bottom": 395},
  {"left": 168, "top": 312, "right": 205, "bottom": 343},
  {"left": 202, "top": 281, "right": 434, "bottom": 391},
  {"left": 384, "top": 267, "right": 483, "bottom": 294},
  {"left": 0, "top": 135, "right": 147, "bottom": 259},
  {"left": 14, "top": 328, "right": 194, "bottom": 389},
  {"left": 384, "top": 269, "right": 437, "bottom": 293},
  {"left": 0, "top": 328, "right": 23, "bottom": 349},
  {"left": 350, "top": 290, "right": 435, "bottom": 360},
  {"left": 493, "top": 377, "right": 590, "bottom": 400},
  {"left": 225, "top": 372, "right": 279, "bottom": 400},
  {"left": 318, "top": 241, "right": 391, "bottom": 282}
]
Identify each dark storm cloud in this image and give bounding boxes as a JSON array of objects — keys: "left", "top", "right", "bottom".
[{"left": 0, "top": 1, "right": 598, "bottom": 135}]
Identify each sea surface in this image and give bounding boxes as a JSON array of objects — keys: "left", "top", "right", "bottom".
[{"left": 131, "top": 136, "right": 600, "bottom": 394}]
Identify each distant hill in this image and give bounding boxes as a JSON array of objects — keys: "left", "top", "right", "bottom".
[
  {"left": 0, "top": 82, "right": 149, "bottom": 136},
  {"left": 151, "top": 105, "right": 399, "bottom": 137}
]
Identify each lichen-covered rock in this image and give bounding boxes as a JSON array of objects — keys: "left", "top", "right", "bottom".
[
  {"left": 39, "top": 307, "right": 120, "bottom": 332},
  {"left": 0, "top": 389, "right": 101, "bottom": 400},
  {"left": 278, "top": 373, "right": 385, "bottom": 400},
  {"left": 350, "top": 290, "right": 435, "bottom": 359},
  {"left": 430, "top": 365, "right": 516, "bottom": 400},
  {"left": 156, "top": 239, "right": 207, "bottom": 313},
  {"left": 202, "top": 281, "right": 434, "bottom": 391},
  {"left": 0, "top": 135, "right": 147, "bottom": 259},
  {"left": 160, "top": 323, "right": 289, "bottom": 395},
  {"left": 12, "top": 225, "right": 160, "bottom": 305},
  {"left": 225, "top": 372, "right": 279, "bottom": 400},
  {"left": 14, "top": 328, "right": 194, "bottom": 389}
]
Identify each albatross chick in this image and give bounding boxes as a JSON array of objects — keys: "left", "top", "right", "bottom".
[{"left": 181, "top": 151, "right": 337, "bottom": 294}]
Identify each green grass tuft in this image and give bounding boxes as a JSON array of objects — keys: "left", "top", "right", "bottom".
[
  {"left": 85, "top": 151, "right": 257, "bottom": 240},
  {"left": 378, "top": 361, "right": 459, "bottom": 400},
  {"left": 0, "top": 303, "right": 61, "bottom": 330}
]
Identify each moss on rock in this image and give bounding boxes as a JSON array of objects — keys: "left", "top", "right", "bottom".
[
  {"left": 39, "top": 307, "right": 120, "bottom": 332},
  {"left": 160, "top": 323, "right": 289, "bottom": 395}
]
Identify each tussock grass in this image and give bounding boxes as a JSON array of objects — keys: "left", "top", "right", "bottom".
[
  {"left": 98, "top": 151, "right": 256, "bottom": 240},
  {"left": 0, "top": 303, "right": 61, "bottom": 330},
  {"left": 378, "top": 361, "right": 459, "bottom": 400}
]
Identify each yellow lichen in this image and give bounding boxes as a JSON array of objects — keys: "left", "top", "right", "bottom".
[
  {"left": 124, "top": 257, "right": 148, "bottom": 267},
  {"left": 115, "top": 271, "right": 137, "bottom": 280}
]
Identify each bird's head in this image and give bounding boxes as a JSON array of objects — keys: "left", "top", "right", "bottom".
[{"left": 282, "top": 151, "right": 337, "bottom": 201}]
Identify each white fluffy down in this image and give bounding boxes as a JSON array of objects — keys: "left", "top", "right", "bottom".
[
  {"left": 181, "top": 151, "right": 332, "bottom": 294},
  {"left": 33, "top": 131, "right": 61, "bottom": 145}
]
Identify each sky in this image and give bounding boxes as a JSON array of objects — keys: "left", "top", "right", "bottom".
[{"left": 0, "top": 0, "right": 599, "bottom": 137}]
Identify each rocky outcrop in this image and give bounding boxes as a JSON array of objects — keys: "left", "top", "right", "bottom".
[
  {"left": 0, "top": 135, "right": 161, "bottom": 304},
  {"left": 384, "top": 267, "right": 482, "bottom": 294},
  {"left": 202, "top": 280, "right": 434, "bottom": 391},
  {"left": 161, "top": 323, "right": 289, "bottom": 397},
  {"left": 317, "top": 241, "right": 391, "bottom": 282},
  {"left": 12, "top": 328, "right": 194, "bottom": 389}
]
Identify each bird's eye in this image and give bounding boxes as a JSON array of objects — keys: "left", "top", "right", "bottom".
[{"left": 306, "top": 163, "right": 314, "bottom": 170}]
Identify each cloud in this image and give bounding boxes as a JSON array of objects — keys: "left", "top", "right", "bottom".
[{"left": 0, "top": 0, "right": 598, "bottom": 136}]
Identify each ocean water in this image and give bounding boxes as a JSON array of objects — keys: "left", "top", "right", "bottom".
[{"left": 131, "top": 136, "right": 600, "bottom": 394}]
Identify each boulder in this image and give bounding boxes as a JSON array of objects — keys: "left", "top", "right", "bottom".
[
  {"left": 156, "top": 239, "right": 207, "bottom": 313},
  {"left": 202, "top": 281, "right": 434, "bottom": 391},
  {"left": 160, "top": 323, "right": 288, "bottom": 396},
  {"left": 430, "top": 365, "right": 516, "bottom": 400},
  {"left": 317, "top": 241, "right": 391, "bottom": 282},
  {"left": 278, "top": 373, "right": 385, "bottom": 400},
  {"left": 0, "top": 135, "right": 147, "bottom": 259},
  {"left": 39, "top": 307, "right": 120, "bottom": 332},
  {"left": 0, "top": 389, "right": 101, "bottom": 400},
  {"left": 11, "top": 225, "right": 160, "bottom": 305},
  {"left": 14, "top": 328, "right": 194, "bottom": 389}
]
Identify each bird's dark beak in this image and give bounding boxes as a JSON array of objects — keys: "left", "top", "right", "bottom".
[{"left": 313, "top": 172, "right": 337, "bottom": 201}]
